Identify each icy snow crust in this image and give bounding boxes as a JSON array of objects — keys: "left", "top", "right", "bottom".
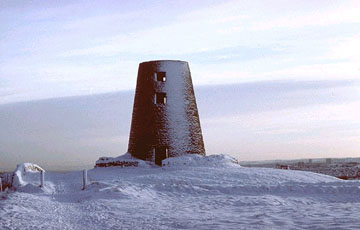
[{"left": 1, "top": 155, "right": 360, "bottom": 229}]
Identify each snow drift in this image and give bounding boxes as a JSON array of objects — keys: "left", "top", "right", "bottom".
[
  {"left": 1, "top": 155, "right": 360, "bottom": 229},
  {"left": 162, "top": 154, "right": 239, "bottom": 167},
  {"left": 10, "top": 163, "right": 50, "bottom": 193}
]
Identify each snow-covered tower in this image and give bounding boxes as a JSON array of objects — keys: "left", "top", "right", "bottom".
[{"left": 128, "top": 60, "right": 205, "bottom": 165}]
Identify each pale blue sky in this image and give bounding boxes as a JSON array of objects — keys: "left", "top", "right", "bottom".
[
  {"left": 1, "top": 0, "right": 359, "bottom": 103},
  {"left": 0, "top": 1, "right": 359, "bottom": 170}
]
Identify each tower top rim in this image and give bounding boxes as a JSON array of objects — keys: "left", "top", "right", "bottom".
[{"left": 140, "top": 60, "right": 188, "bottom": 65}]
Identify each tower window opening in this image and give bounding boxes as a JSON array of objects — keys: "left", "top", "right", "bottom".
[
  {"left": 155, "top": 92, "right": 167, "bottom": 104},
  {"left": 155, "top": 72, "right": 166, "bottom": 82}
]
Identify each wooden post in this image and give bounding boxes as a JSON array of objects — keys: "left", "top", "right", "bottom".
[
  {"left": 0, "top": 178, "right": 2, "bottom": 192},
  {"left": 40, "top": 171, "right": 45, "bottom": 187},
  {"left": 82, "top": 169, "right": 87, "bottom": 190}
]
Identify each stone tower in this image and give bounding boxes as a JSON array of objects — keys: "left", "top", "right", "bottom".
[{"left": 128, "top": 60, "right": 205, "bottom": 165}]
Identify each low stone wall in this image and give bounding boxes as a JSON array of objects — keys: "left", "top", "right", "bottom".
[{"left": 95, "top": 161, "right": 139, "bottom": 168}]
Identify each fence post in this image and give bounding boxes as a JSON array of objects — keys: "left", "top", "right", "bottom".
[
  {"left": 82, "top": 169, "right": 87, "bottom": 190},
  {"left": 0, "top": 178, "right": 2, "bottom": 192},
  {"left": 40, "top": 171, "right": 45, "bottom": 188}
]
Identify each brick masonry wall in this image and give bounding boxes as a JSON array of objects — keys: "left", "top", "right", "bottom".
[{"left": 127, "top": 60, "right": 205, "bottom": 162}]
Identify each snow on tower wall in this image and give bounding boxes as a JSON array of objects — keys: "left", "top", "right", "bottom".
[{"left": 128, "top": 60, "right": 205, "bottom": 165}]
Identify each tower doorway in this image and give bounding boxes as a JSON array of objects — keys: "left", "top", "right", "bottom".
[{"left": 154, "top": 146, "right": 168, "bottom": 166}]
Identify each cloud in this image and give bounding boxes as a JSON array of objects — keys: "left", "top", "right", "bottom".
[
  {"left": 202, "top": 101, "right": 360, "bottom": 160},
  {"left": 251, "top": 0, "right": 360, "bottom": 30},
  {"left": 0, "top": 79, "right": 359, "bottom": 170},
  {"left": 329, "top": 33, "right": 360, "bottom": 62},
  {"left": 57, "top": 0, "right": 360, "bottom": 57},
  {"left": 1, "top": 0, "right": 360, "bottom": 104}
]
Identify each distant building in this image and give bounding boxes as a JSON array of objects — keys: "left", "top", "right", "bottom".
[
  {"left": 297, "top": 162, "right": 305, "bottom": 168},
  {"left": 276, "top": 164, "right": 290, "bottom": 170},
  {"left": 128, "top": 60, "right": 206, "bottom": 166}
]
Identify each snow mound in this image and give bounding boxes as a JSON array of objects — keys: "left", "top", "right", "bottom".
[
  {"left": 16, "top": 183, "right": 45, "bottom": 193},
  {"left": 12, "top": 163, "right": 44, "bottom": 188},
  {"left": 95, "top": 153, "right": 152, "bottom": 168},
  {"left": 162, "top": 154, "right": 239, "bottom": 167},
  {"left": 11, "top": 163, "right": 52, "bottom": 193},
  {"left": 2, "top": 156, "right": 360, "bottom": 229}
]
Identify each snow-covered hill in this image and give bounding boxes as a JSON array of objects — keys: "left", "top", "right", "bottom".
[{"left": 1, "top": 155, "right": 360, "bottom": 229}]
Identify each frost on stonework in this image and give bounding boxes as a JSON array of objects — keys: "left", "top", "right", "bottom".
[
  {"left": 127, "top": 60, "right": 205, "bottom": 165},
  {"left": 96, "top": 60, "right": 205, "bottom": 167}
]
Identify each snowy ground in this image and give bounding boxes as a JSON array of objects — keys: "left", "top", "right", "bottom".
[{"left": 1, "top": 155, "right": 360, "bottom": 230}]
